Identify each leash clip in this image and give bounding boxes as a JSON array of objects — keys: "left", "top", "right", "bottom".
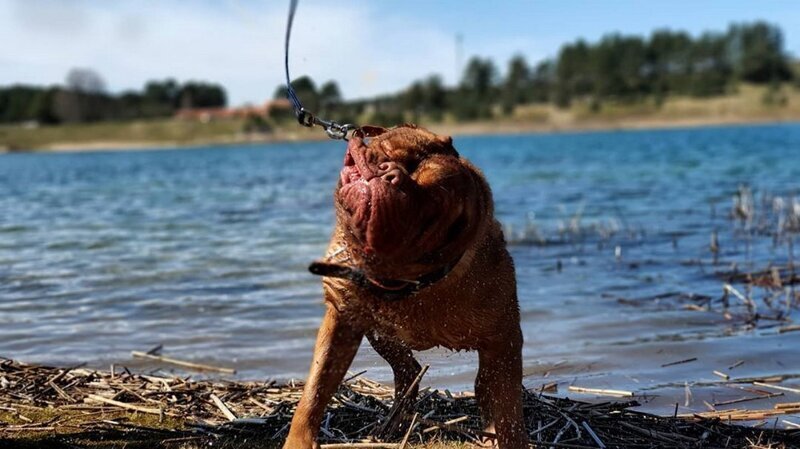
[
  {"left": 324, "top": 122, "right": 357, "bottom": 140},
  {"left": 296, "top": 108, "right": 315, "bottom": 127}
]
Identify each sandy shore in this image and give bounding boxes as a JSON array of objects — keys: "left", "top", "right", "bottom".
[
  {"left": 432, "top": 115, "right": 800, "bottom": 138},
  {"left": 37, "top": 131, "right": 326, "bottom": 153},
  {"left": 5, "top": 115, "right": 796, "bottom": 155}
]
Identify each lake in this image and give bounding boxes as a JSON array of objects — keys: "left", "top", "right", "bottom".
[{"left": 1, "top": 123, "right": 799, "bottom": 421}]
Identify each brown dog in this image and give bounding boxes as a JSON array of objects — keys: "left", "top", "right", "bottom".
[{"left": 283, "top": 125, "right": 526, "bottom": 449}]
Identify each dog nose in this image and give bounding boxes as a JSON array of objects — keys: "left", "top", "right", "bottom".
[{"left": 378, "top": 161, "right": 404, "bottom": 185}]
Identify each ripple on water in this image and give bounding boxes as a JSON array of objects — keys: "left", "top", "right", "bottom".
[{"left": 0, "top": 125, "right": 799, "bottom": 400}]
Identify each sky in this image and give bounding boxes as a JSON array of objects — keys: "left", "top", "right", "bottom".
[{"left": 2, "top": 0, "right": 800, "bottom": 106}]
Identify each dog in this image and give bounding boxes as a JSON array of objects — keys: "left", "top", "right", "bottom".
[{"left": 283, "top": 124, "right": 525, "bottom": 449}]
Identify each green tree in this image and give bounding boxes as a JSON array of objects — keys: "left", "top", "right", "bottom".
[
  {"left": 59, "top": 68, "right": 108, "bottom": 122},
  {"left": 501, "top": 55, "right": 531, "bottom": 114},
  {"left": 646, "top": 30, "right": 693, "bottom": 96},
  {"left": 0, "top": 86, "right": 55, "bottom": 123},
  {"left": 274, "top": 76, "right": 318, "bottom": 112},
  {"left": 555, "top": 40, "right": 591, "bottom": 107},
  {"left": 727, "top": 22, "right": 792, "bottom": 83},
  {"left": 144, "top": 79, "right": 180, "bottom": 108},
  {"left": 319, "top": 80, "right": 342, "bottom": 117},
  {"left": 455, "top": 57, "right": 498, "bottom": 119},
  {"left": 179, "top": 82, "right": 226, "bottom": 108},
  {"left": 530, "top": 61, "right": 554, "bottom": 103},
  {"left": 403, "top": 81, "right": 426, "bottom": 121},
  {"left": 319, "top": 81, "right": 342, "bottom": 106},
  {"left": 66, "top": 68, "right": 106, "bottom": 94},
  {"left": 461, "top": 57, "right": 498, "bottom": 98},
  {"left": 596, "top": 34, "right": 648, "bottom": 100},
  {"left": 422, "top": 75, "right": 447, "bottom": 121},
  {"left": 688, "top": 32, "right": 732, "bottom": 96}
]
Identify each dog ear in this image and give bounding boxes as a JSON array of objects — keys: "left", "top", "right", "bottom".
[
  {"left": 436, "top": 135, "right": 453, "bottom": 146},
  {"left": 436, "top": 135, "right": 458, "bottom": 157},
  {"left": 357, "top": 125, "right": 388, "bottom": 138}
]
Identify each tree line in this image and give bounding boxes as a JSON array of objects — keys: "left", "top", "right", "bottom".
[
  {"left": 285, "top": 21, "right": 797, "bottom": 125},
  {"left": 2, "top": 21, "right": 796, "bottom": 127},
  {"left": 0, "top": 68, "right": 226, "bottom": 124}
]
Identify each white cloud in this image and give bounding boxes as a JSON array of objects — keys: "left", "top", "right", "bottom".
[{"left": 0, "top": 0, "right": 457, "bottom": 105}]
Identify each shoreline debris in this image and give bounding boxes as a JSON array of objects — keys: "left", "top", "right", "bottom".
[
  {"left": 131, "top": 345, "right": 236, "bottom": 375},
  {"left": 1, "top": 358, "right": 798, "bottom": 448}
]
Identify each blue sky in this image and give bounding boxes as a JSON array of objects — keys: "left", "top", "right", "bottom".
[{"left": 2, "top": 0, "right": 799, "bottom": 105}]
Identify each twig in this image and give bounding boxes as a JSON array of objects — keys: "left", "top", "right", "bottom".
[
  {"left": 422, "top": 415, "right": 469, "bottom": 433},
  {"left": 415, "top": 417, "right": 496, "bottom": 440},
  {"left": 753, "top": 382, "right": 800, "bottom": 394},
  {"left": 398, "top": 413, "right": 418, "bottom": 449},
  {"left": 567, "top": 386, "right": 634, "bottom": 397},
  {"left": 661, "top": 357, "right": 697, "bottom": 367},
  {"left": 321, "top": 445, "right": 398, "bottom": 449},
  {"left": 48, "top": 380, "right": 74, "bottom": 403},
  {"left": 376, "top": 365, "right": 428, "bottom": 438},
  {"left": 723, "top": 283, "right": 757, "bottom": 314},
  {"left": 774, "top": 401, "right": 800, "bottom": 410},
  {"left": 581, "top": 421, "right": 606, "bottom": 449},
  {"left": 713, "top": 392, "right": 783, "bottom": 406},
  {"left": 713, "top": 370, "right": 730, "bottom": 380},
  {"left": 728, "top": 360, "right": 745, "bottom": 370},
  {"left": 210, "top": 394, "right": 237, "bottom": 421},
  {"left": 344, "top": 370, "right": 368, "bottom": 383},
  {"left": 132, "top": 351, "right": 236, "bottom": 374},
  {"left": 85, "top": 394, "right": 162, "bottom": 415}
]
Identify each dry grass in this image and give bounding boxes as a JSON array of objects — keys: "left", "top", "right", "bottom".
[
  {"left": 440, "top": 83, "right": 800, "bottom": 138},
  {"left": 0, "top": 118, "right": 247, "bottom": 151}
]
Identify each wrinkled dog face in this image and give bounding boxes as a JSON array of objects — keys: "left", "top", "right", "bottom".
[{"left": 336, "top": 125, "right": 486, "bottom": 280}]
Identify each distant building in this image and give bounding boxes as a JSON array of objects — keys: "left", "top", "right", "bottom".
[{"left": 175, "top": 99, "right": 292, "bottom": 122}]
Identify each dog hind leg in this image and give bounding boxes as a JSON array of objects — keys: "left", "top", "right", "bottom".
[{"left": 367, "top": 331, "right": 422, "bottom": 436}]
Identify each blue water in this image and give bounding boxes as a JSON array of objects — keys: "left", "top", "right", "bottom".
[{"left": 1, "top": 123, "right": 799, "bottom": 418}]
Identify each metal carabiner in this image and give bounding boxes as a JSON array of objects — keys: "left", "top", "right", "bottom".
[
  {"left": 324, "top": 126, "right": 345, "bottom": 140},
  {"left": 323, "top": 123, "right": 355, "bottom": 140},
  {"left": 296, "top": 108, "right": 315, "bottom": 127}
]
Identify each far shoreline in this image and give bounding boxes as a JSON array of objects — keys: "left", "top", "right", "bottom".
[{"left": 4, "top": 114, "right": 800, "bottom": 155}]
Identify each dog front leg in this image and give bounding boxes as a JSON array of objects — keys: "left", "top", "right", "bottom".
[
  {"left": 283, "top": 304, "right": 364, "bottom": 449},
  {"left": 476, "top": 328, "right": 526, "bottom": 449}
]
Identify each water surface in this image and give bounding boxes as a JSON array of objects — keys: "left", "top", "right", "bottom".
[{"left": 1, "top": 123, "right": 799, "bottom": 420}]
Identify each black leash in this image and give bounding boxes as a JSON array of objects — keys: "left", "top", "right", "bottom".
[{"left": 284, "top": 0, "right": 357, "bottom": 140}]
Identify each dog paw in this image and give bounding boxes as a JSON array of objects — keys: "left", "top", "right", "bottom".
[{"left": 475, "top": 436, "right": 498, "bottom": 448}]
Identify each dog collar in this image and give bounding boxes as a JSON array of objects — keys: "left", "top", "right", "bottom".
[{"left": 308, "top": 256, "right": 461, "bottom": 301}]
